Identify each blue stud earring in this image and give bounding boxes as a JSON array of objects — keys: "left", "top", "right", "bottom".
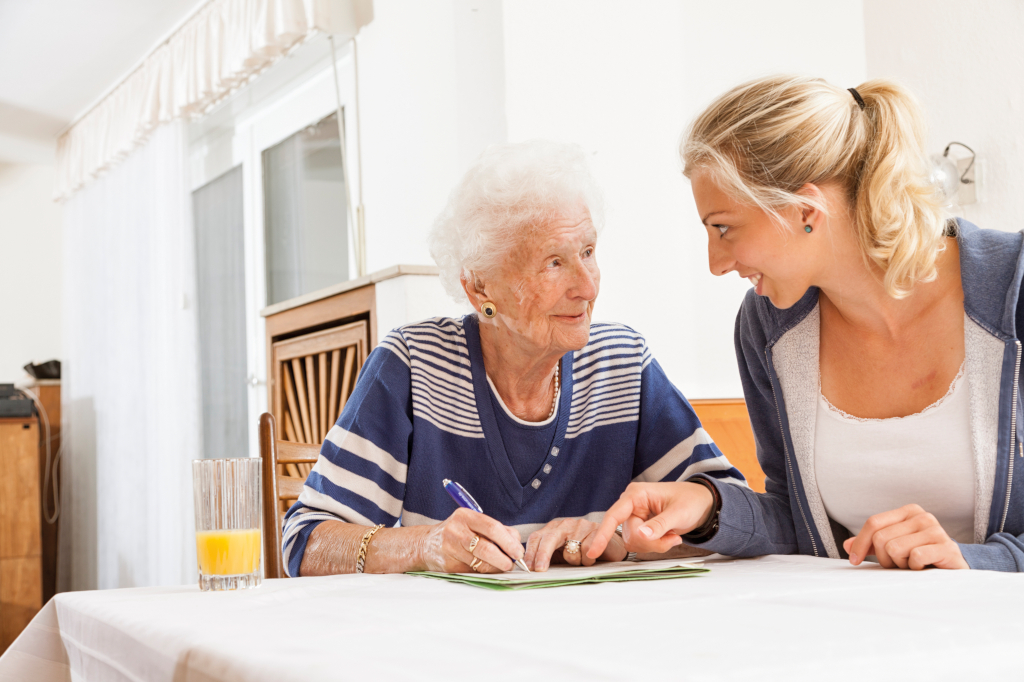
[{"left": 804, "top": 225, "right": 813, "bottom": 233}]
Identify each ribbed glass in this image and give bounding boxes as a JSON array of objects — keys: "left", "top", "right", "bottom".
[{"left": 192, "top": 458, "right": 262, "bottom": 591}]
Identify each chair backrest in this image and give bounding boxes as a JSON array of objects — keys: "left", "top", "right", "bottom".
[
  {"left": 690, "top": 399, "right": 765, "bottom": 493},
  {"left": 258, "top": 412, "right": 320, "bottom": 579}
]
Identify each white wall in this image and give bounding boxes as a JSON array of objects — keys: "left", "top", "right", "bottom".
[
  {"left": 357, "top": 0, "right": 508, "bottom": 273},
  {"left": 502, "top": 0, "right": 866, "bottom": 397},
  {"left": 0, "top": 163, "right": 62, "bottom": 382},
  {"left": 194, "top": 0, "right": 868, "bottom": 400},
  {"left": 864, "top": 0, "right": 1024, "bottom": 234}
]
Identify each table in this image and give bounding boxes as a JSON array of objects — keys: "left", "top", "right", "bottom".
[{"left": 0, "top": 554, "right": 1020, "bottom": 681}]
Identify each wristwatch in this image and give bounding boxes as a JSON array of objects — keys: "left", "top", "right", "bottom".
[
  {"left": 682, "top": 477, "right": 721, "bottom": 543},
  {"left": 615, "top": 524, "right": 638, "bottom": 562}
]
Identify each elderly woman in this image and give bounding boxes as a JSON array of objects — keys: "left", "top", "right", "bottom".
[{"left": 282, "top": 140, "right": 745, "bottom": 576}]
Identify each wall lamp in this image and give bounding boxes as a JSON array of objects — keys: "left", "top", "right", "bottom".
[{"left": 930, "top": 141, "right": 978, "bottom": 206}]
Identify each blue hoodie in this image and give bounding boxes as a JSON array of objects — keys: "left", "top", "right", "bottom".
[{"left": 691, "top": 219, "right": 1024, "bottom": 571}]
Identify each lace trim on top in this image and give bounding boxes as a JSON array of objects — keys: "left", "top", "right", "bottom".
[{"left": 819, "top": 362, "right": 966, "bottom": 423}]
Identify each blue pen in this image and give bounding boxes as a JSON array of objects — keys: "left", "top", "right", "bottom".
[{"left": 442, "top": 478, "right": 530, "bottom": 572}]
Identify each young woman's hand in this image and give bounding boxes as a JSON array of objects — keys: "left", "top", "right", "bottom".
[
  {"left": 843, "top": 504, "right": 969, "bottom": 570},
  {"left": 587, "top": 481, "right": 715, "bottom": 559}
]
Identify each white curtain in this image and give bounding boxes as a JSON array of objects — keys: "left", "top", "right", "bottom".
[
  {"left": 54, "top": 0, "right": 373, "bottom": 201},
  {"left": 60, "top": 122, "right": 201, "bottom": 591}
]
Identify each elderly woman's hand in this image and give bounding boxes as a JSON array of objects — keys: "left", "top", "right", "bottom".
[
  {"left": 418, "top": 508, "right": 525, "bottom": 573},
  {"left": 524, "top": 517, "right": 627, "bottom": 571}
]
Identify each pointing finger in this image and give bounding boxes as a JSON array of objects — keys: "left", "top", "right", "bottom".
[{"left": 587, "top": 497, "right": 638, "bottom": 559}]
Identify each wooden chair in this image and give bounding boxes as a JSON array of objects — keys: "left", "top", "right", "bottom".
[
  {"left": 690, "top": 399, "right": 766, "bottom": 493},
  {"left": 259, "top": 412, "right": 320, "bottom": 579}
]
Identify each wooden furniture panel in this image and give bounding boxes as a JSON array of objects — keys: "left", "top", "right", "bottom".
[
  {"left": 271, "top": 321, "right": 367, "bottom": 512},
  {"left": 263, "top": 276, "right": 385, "bottom": 578},
  {"left": 0, "top": 418, "right": 42, "bottom": 654},
  {"left": 0, "top": 420, "right": 42, "bottom": 558},
  {"left": 259, "top": 413, "right": 320, "bottom": 580},
  {"left": 690, "top": 399, "right": 765, "bottom": 493},
  {"left": 264, "top": 283, "right": 375, "bottom": 354},
  {"left": 0, "top": 557, "right": 42, "bottom": 651}
]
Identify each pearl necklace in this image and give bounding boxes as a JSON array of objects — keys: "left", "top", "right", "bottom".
[{"left": 548, "top": 363, "right": 560, "bottom": 419}]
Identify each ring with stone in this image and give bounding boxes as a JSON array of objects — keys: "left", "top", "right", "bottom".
[
  {"left": 564, "top": 539, "right": 582, "bottom": 555},
  {"left": 468, "top": 535, "right": 480, "bottom": 552},
  {"left": 470, "top": 557, "right": 484, "bottom": 572}
]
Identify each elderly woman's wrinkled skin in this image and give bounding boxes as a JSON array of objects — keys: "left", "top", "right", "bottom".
[
  {"left": 299, "top": 208, "right": 627, "bottom": 576},
  {"left": 464, "top": 209, "right": 599, "bottom": 421},
  {"left": 461, "top": 208, "right": 627, "bottom": 571}
]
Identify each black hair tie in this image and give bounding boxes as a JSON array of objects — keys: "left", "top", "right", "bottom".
[{"left": 848, "top": 87, "right": 866, "bottom": 110}]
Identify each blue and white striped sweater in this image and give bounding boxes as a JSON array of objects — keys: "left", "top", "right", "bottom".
[{"left": 283, "top": 315, "right": 745, "bottom": 576}]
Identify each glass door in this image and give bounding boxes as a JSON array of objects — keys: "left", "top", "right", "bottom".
[
  {"left": 188, "top": 36, "right": 360, "bottom": 457},
  {"left": 262, "top": 111, "right": 349, "bottom": 306},
  {"left": 192, "top": 165, "right": 249, "bottom": 459}
]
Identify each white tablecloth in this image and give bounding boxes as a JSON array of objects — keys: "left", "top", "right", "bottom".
[{"left": 0, "top": 554, "right": 1020, "bottom": 681}]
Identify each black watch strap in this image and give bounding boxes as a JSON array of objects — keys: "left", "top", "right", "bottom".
[{"left": 682, "top": 477, "right": 721, "bottom": 544}]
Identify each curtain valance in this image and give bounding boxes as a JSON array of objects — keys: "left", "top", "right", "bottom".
[{"left": 54, "top": 0, "right": 370, "bottom": 201}]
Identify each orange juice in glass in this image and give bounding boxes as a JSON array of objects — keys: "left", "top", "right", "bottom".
[{"left": 192, "top": 458, "right": 262, "bottom": 591}]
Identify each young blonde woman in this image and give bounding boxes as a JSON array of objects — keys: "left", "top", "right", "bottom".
[{"left": 589, "top": 75, "right": 1024, "bottom": 572}]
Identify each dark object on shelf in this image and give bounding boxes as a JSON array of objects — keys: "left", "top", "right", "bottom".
[
  {"left": 23, "top": 360, "right": 60, "bottom": 380},
  {"left": 0, "top": 384, "right": 34, "bottom": 418}
]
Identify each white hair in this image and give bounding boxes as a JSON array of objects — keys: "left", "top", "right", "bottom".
[{"left": 429, "top": 140, "right": 604, "bottom": 303}]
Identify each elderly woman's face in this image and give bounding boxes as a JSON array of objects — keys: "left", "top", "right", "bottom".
[{"left": 487, "top": 210, "right": 600, "bottom": 353}]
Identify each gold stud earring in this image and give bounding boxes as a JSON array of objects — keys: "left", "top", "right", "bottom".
[{"left": 481, "top": 302, "right": 497, "bottom": 318}]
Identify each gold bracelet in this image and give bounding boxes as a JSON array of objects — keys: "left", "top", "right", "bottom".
[{"left": 355, "top": 524, "right": 384, "bottom": 574}]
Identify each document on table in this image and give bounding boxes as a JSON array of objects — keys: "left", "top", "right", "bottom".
[{"left": 407, "top": 558, "right": 708, "bottom": 591}]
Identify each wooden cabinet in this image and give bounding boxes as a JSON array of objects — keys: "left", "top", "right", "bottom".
[
  {"left": 0, "top": 418, "right": 42, "bottom": 653},
  {"left": 0, "top": 381, "right": 60, "bottom": 653},
  {"left": 262, "top": 265, "right": 463, "bottom": 515}
]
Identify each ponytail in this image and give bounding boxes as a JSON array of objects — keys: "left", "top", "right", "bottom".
[{"left": 853, "top": 80, "right": 947, "bottom": 297}]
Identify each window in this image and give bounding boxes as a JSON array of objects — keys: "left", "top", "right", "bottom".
[
  {"left": 188, "top": 36, "right": 360, "bottom": 456},
  {"left": 262, "top": 111, "right": 349, "bottom": 305}
]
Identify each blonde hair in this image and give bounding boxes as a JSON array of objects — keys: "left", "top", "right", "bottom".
[{"left": 681, "top": 75, "right": 947, "bottom": 298}]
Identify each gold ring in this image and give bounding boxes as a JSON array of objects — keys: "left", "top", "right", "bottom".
[
  {"left": 470, "top": 557, "right": 484, "bottom": 572},
  {"left": 468, "top": 535, "right": 480, "bottom": 552},
  {"left": 564, "top": 539, "right": 582, "bottom": 555}
]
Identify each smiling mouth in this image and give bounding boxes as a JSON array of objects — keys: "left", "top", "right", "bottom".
[
  {"left": 555, "top": 312, "right": 587, "bottom": 321},
  {"left": 746, "top": 273, "right": 762, "bottom": 287}
]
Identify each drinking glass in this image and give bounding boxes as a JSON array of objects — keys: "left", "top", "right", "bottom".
[{"left": 192, "top": 458, "right": 262, "bottom": 591}]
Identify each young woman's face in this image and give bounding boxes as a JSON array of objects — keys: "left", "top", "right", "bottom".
[{"left": 690, "top": 170, "right": 820, "bottom": 310}]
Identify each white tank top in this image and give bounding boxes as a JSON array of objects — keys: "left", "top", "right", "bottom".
[{"left": 814, "top": 365, "right": 975, "bottom": 544}]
